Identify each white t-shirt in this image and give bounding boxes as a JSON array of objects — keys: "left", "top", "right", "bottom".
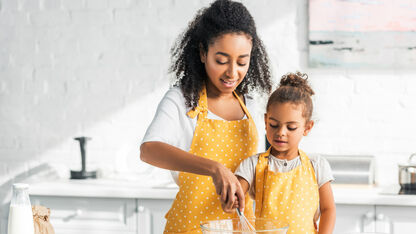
[
  {"left": 235, "top": 153, "right": 334, "bottom": 199},
  {"left": 141, "top": 87, "right": 266, "bottom": 184}
]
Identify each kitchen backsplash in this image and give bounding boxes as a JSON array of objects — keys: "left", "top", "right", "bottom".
[{"left": 1, "top": 0, "right": 416, "bottom": 203}]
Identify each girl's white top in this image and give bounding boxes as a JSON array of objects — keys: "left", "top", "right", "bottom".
[
  {"left": 235, "top": 153, "right": 335, "bottom": 199},
  {"left": 141, "top": 87, "right": 266, "bottom": 184}
]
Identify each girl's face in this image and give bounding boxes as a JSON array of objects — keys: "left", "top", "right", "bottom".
[
  {"left": 265, "top": 102, "right": 314, "bottom": 158},
  {"left": 200, "top": 33, "right": 252, "bottom": 95}
]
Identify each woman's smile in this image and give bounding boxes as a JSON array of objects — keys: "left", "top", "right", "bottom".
[{"left": 220, "top": 78, "right": 238, "bottom": 88}]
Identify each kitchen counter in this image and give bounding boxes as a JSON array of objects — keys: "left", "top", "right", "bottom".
[
  {"left": 29, "top": 179, "right": 416, "bottom": 206},
  {"left": 332, "top": 184, "right": 416, "bottom": 206},
  {"left": 29, "top": 178, "right": 179, "bottom": 199},
  {"left": 26, "top": 180, "right": 416, "bottom": 234}
]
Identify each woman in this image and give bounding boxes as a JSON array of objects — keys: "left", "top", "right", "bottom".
[{"left": 140, "top": 0, "right": 272, "bottom": 232}]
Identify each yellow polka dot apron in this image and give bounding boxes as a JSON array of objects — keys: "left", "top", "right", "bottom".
[
  {"left": 164, "top": 86, "right": 258, "bottom": 233},
  {"left": 255, "top": 147, "right": 319, "bottom": 234}
]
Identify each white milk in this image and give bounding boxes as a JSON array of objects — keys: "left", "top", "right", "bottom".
[{"left": 7, "top": 204, "right": 34, "bottom": 234}]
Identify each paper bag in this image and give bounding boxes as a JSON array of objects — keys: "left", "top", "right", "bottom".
[{"left": 32, "top": 205, "right": 55, "bottom": 234}]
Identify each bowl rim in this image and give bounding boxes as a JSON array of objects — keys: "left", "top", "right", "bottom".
[{"left": 200, "top": 218, "right": 289, "bottom": 232}]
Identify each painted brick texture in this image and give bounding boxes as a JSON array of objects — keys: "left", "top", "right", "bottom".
[{"left": 0, "top": 0, "right": 415, "bottom": 202}]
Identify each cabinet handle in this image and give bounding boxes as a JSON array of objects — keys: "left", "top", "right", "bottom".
[
  {"left": 376, "top": 213, "right": 392, "bottom": 234},
  {"left": 361, "top": 211, "right": 375, "bottom": 232},
  {"left": 62, "top": 209, "right": 83, "bottom": 222},
  {"left": 138, "top": 205, "right": 145, "bottom": 213},
  {"left": 376, "top": 213, "right": 385, "bottom": 221},
  {"left": 364, "top": 212, "right": 374, "bottom": 220}
]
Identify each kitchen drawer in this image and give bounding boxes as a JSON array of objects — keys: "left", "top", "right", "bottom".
[
  {"left": 31, "top": 196, "right": 137, "bottom": 233},
  {"left": 137, "top": 199, "right": 173, "bottom": 234},
  {"left": 1, "top": 218, "right": 6, "bottom": 234},
  {"left": 375, "top": 205, "right": 416, "bottom": 234}
]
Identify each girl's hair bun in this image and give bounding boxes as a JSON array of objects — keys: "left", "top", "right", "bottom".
[
  {"left": 279, "top": 71, "right": 314, "bottom": 96},
  {"left": 266, "top": 71, "right": 315, "bottom": 120}
]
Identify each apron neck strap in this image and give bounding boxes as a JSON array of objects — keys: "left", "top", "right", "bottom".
[
  {"left": 187, "top": 85, "right": 252, "bottom": 119},
  {"left": 298, "top": 149, "right": 309, "bottom": 164},
  {"left": 233, "top": 90, "right": 252, "bottom": 119},
  {"left": 254, "top": 147, "right": 272, "bottom": 217}
]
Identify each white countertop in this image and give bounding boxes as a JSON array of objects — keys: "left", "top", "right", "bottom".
[
  {"left": 29, "top": 179, "right": 416, "bottom": 206},
  {"left": 332, "top": 184, "right": 416, "bottom": 206},
  {"left": 29, "top": 178, "right": 179, "bottom": 199}
]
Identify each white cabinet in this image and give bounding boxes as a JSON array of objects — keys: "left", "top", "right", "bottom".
[
  {"left": 137, "top": 199, "right": 173, "bottom": 234},
  {"left": 335, "top": 204, "right": 375, "bottom": 233},
  {"left": 22, "top": 196, "right": 416, "bottom": 234},
  {"left": 336, "top": 204, "right": 416, "bottom": 234},
  {"left": 31, "top": 196, "right": 137, "bottom": 234},
  {"left": 28, "top": 195, "right": 174, "bottom": 234},
  {"left": 1, "top": 218, "right": 6, "bottom": 234},
  {"left": 375, "top": 205, "right": 416, "bottom": 234}
]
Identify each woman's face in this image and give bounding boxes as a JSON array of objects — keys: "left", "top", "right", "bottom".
[{"left": 200, "top": 33, "right": 252, "bottom": 95}]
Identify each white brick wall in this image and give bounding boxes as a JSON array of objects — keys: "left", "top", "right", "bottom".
[{"left": 1, "top": 0, "right": 416, "bottom": 202}]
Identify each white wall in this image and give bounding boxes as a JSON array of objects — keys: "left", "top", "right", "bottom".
[{"left": 1, "top": 0, "right": 416, "bottom": 203}]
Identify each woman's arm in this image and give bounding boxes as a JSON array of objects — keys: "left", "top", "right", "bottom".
[
  {"left": 140, "top": 141, "right": 245, "bottom": 211},
  {"left": 221, "top": 176, "right": 250, "bottom": 213},
  {"left": 317, "top": 182, "right": 336, "bottom": 234}
]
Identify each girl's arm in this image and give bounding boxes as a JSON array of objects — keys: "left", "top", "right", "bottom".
[
  {"left": 317, "top": 182, "right": 336, "bottom": 234},
  {"left": 237, "top": 176, "right": 250, "bottom": 195},
  {"left": 140, "top": 141, "right": 245, "bottom": 211}
]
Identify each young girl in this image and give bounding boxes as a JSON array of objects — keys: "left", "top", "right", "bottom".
[
  {"left": 233, "top": 72, "right": 336, "bottom": 234},
  {"left": 140, "top": 0, "right": 272, "bottom": 232}
]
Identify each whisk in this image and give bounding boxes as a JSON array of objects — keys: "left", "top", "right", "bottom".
[{"left": 236, "top": 208, "right": 256, "bottom": 232}]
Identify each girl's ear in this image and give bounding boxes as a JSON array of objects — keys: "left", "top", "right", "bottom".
[
  {"left": 303, "top": 120, "right": 314, "bottom": 136},
  {"left": 199, "top": 44, "right": 206, "bottom": 63}
]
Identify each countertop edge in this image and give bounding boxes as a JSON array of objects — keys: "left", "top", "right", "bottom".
[{"left": 28, "top": 180, "right": 416, "bottom": 206}]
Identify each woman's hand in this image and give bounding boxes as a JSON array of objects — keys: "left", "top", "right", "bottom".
[
  {"left": 221, "top": 195, "right": 241, "bottom": 213},
  {"left": 211, "top": 163, "right": 245, "bottom": 213}
]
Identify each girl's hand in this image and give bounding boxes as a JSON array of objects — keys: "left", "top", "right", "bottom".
[{"left": 211, "top": 163, "right": 245, "bottom": 213}]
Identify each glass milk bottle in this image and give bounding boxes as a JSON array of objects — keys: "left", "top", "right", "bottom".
[{"left": 8, "top": 183, "right": 35, "bottom": 234}]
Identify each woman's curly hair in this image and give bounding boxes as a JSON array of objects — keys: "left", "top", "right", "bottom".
[{"left": 170, "top": 0, "right": 273, "bottom": 109}]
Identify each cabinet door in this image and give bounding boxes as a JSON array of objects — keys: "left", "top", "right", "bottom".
[
  {"left": 31, "top": 196, "right": 136, "bottom": 234},
  {"left": 137, "top": 199, "right": 173, "bottom": 234},
  {"left": 1, "top": 218, "right": 6, "bottom": 234},
  {"left": 376, "top": 205, "right": 416, "bottom": 234},
  {"left": 335, "top": 204, "right": 376, "bottom": 233}
]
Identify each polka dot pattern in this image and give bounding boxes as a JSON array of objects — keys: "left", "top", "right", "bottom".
[
  {"left": 255, "top": 149, "right": 319, "bottom": 234},
  {"left": 164, "top": 86, "right": 258, "bottom": 233}
]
